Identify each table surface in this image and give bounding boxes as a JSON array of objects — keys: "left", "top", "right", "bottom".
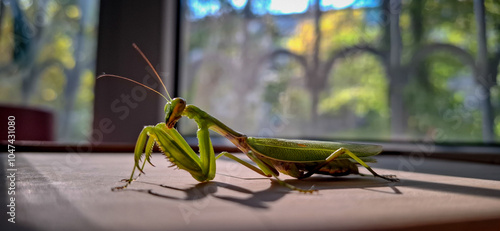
[{"left": 1, "top": 152, "right": 500, "bottom": 231}]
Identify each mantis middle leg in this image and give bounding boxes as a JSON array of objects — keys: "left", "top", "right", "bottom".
[
  {"left": 216, "top": 152, "right": 270, "bottom": 177},
  {"left": 216, "top": 151, "right": 316, "bottom": 193}
]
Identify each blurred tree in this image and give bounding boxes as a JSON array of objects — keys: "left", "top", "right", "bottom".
[
  {"left": 182, "top": 0, "right": 499, "bottom": 142},
  {"left": 0, "top": 0, "right": 97, "bottom": 141}
]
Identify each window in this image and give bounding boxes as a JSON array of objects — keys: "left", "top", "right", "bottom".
[
  {"left": 0, "top": 0, "right": 99, "bottom": 142},
  {"left": 179, "top": 0, "right": 500, "bottom": 145},
  {"left": 3, "top": 0, "right": 499, "bottom": 149}
]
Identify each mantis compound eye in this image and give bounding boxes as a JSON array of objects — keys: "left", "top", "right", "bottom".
[{"left": 165, "top": 98, "right": 186, "bottom": 128}]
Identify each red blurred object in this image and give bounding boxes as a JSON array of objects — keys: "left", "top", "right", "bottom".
[{"left": 0, "top": 104, "right": 54, "bottom": 141}]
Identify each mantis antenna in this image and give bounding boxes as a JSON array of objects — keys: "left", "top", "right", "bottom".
[
  {"left": 131, "top": 43, "right": 172, "bottom": 101},
  {"left": 97, "top": 74, "right": 169, "bottom": 101},
  {"left": 97, "top": 43, "right": 172, "bottom": 102}
]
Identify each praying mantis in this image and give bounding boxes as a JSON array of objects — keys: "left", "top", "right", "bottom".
[{"left": 101, "top": 44, "right": 398, "bottom": 194}]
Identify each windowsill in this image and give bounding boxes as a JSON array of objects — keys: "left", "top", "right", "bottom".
[{"left": 2, "top": 153, "right": 499, "bottom": 230}]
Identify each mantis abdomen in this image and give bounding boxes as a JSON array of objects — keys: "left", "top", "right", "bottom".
[{"left": 247, "top": 137, "right": 382, "bottom": 161}]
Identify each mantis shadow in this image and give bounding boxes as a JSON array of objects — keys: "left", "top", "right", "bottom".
[
  {"left": 121, "top": 175, "right": 401, "bottom": 209},
  {"left": 124, "top": 180, "right": 288, "bottom": 209},
  {"left": 287, "top": 175, "right": 402, "bottom": 194}
]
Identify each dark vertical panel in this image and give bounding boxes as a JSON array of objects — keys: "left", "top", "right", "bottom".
[
  {"left": 173, "top": 0, "right": 182, "bottom": 98},
  {"left": 93, "top": 0, "right": 164, "bottom": 143}
]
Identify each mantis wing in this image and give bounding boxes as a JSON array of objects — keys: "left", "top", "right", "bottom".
[{"left": 246, "top": 137, "right": 383, "bottom": 162}]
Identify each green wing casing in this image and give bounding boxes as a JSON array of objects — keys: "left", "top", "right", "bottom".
[{"left": 246, "top": 137, "right": 383, "bottom": 162}]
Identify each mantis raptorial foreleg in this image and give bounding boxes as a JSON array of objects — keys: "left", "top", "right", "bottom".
[
  {"left": 112, "top": 126, "right": 157, "bottom": 190},
  {"left": 113, "top": 122, "right": 217, "bottom": 190}
]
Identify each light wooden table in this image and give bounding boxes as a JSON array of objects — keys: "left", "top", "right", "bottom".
[{"left": 2, "top": 153, "right": 500, "bottom": 231}]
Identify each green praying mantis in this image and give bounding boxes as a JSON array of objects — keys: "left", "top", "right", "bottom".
[{"left": 101, "top": 44, "right": 398, "bottom": 194}]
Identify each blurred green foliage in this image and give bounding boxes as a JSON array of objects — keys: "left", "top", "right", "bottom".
[
  {"left": 0, "top": 0, "right": 98, "bottom": 142},
  {"left": 182, "top": 0, "right": 500, "bottom": 143}
]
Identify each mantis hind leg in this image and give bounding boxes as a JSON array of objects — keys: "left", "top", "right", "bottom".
[{"left": 299, "top": 148, "right": 399, "bottom": 182}]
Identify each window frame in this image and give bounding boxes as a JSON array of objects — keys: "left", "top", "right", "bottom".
[{"left": 4, "top": 0, "right": 500, "bottom": 166}]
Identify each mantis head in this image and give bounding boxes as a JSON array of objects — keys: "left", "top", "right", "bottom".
[{"left": 165, "top": 97, "right": 186, "bottom": 128}]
